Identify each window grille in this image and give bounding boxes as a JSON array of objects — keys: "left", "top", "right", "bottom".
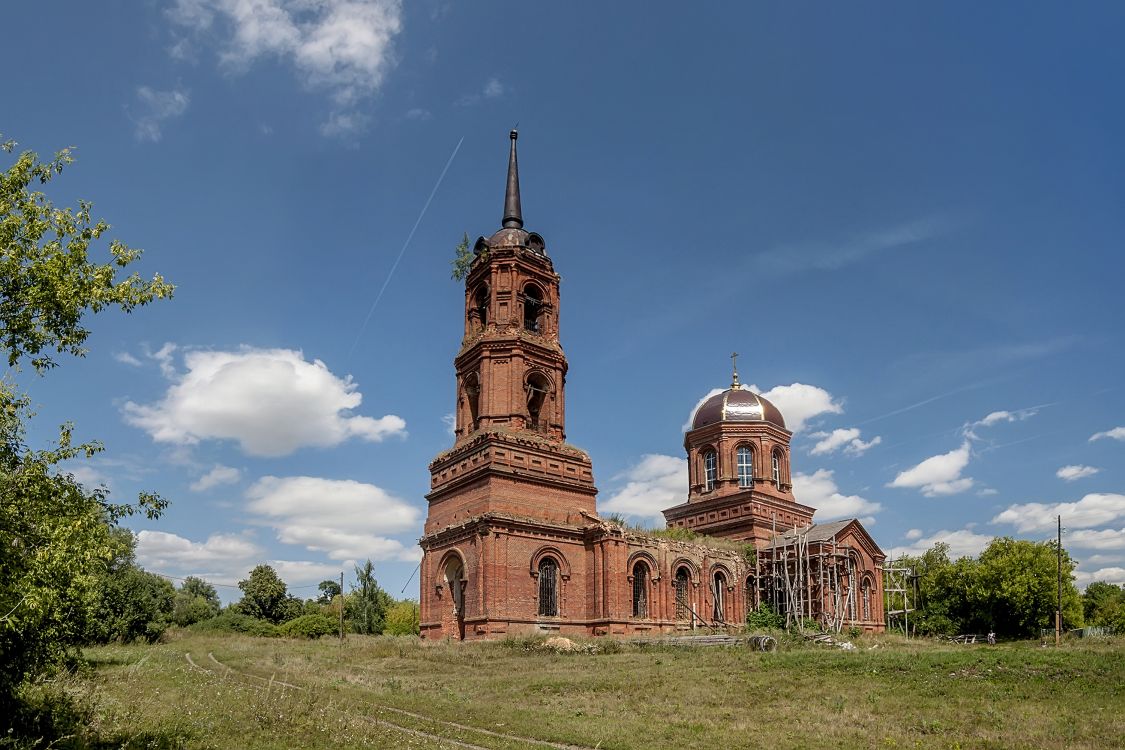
[
  {"left": 848, "top": 584, "right": 857, "bottom": 621},
  {"left": 674, "top": 568, "right": 690, "bottom": 620},
  {"left": 862, "top": 581, "right": 871, "bottom": 621},
  {"left": 632, "top": 562, "right": 648, "bottom": 618},
  {"left": 704, "top": 450, "right": 717, "bottom": 492},
  {"left": 537, "top": 558, "right": 558, "bottom": 617},
  {"left": 737, "top": 446, "right": 753, "bottom": 487},
  {"left": 745, "top": 576, "right": 756, "bottom": 616}
]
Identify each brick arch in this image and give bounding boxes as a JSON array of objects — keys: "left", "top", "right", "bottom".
[
  {"left": 528, "top": 545, "right": 572, "bottom": 580},
  {"left": 669, "top": 557, "right": 700, "bottom": 584},
  {"left": 627, "top": 550, "right": 659, "bottom": 580},
  {"left": 435, "top": 548, "right": 469, "bottom": 585}
]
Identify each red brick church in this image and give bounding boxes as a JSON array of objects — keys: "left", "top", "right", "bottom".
[{"left": 419, "top": 132, "right": 885, "bottom": 640}]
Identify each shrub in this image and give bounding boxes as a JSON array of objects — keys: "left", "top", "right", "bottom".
[
  {"left": 383, "top": 602, "right": 420, "bottom": 636},
  {"left": 278, "top": 613, "right": 338, "bottom": 639},
  {"left": 746, "top": 603, "right": 785, "bottom": 630},
  {"left": 190, "top": 611, "right": 278, "bottom": 637}
]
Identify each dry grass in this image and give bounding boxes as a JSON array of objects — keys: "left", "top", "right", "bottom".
[{"left": 70, "top": 630, "right": 1125, "bottom": 749}]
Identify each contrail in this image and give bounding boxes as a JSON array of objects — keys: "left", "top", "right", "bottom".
[{"left": 348, "top": 135, "right": 465, "bottom": 361}]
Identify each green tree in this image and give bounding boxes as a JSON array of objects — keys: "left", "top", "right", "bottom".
[
  {"left": 383, "top": 601, "right": 420, "bottom": 636},
  {"left": 348, "top": 559, "right": 393, "bottom": 634},
  {"left": 172, "top": 576, "right": 222, "bottom": 627},
  {"left": 450, "top": 232, "right": 473, "bottom": 281},
  {"left": 317, "top": 579, "right": 342, "bottom": 604},
  {"left": 1082, "top": 581, "right": 1125, "bottom": 631},
  {"left": 1, "top": 135, "right": 172, "bottom": 724},
  {"left": 1, "top": 138, "right": 173, "bottom": 372},
  {"left": 236, "top": 565, "right": 292, "bottom": 624}
]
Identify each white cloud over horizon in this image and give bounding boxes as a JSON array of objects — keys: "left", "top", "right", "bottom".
[
  {"left": 600, "top": 454, "right": 687, "bottom": 521},
  {"left": 123, "top": 347, "right": 405, "bottom": 457},
  {"left": 890, "top": 527, "right": 995, "bottom": 560},
  {"left": 246, "top": 475, "right": 421, "bottom": 561},
  {"left": 792, "top": 469, "right": 881, "bottom": 522},
  {"left": 991, "top": 493, "right": 1125, "bottom": 534}
]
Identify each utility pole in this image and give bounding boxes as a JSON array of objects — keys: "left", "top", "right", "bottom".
[
  {"left": 339, "top": 571, "right": 345, "bottom": 642},
  {"left": 1056, "top": 515, "right": 1061, "bottom": 647}
]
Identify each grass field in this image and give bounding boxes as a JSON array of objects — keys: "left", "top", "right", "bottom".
[{"left": 62, "top": 630, "right": 1124, "bottom": 749}]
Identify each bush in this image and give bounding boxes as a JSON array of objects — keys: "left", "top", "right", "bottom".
[
  {"left": 277, "top": 613, "right": 338, "bottom": 639},
  {"left": 173, "top": 594, "right": 219, "bottom": 627},
  {"left": 383, "top": 602, "right": 420, "bottom": 636},
  {"left": 746, "top": 603, "right": 785, "bottom": 630},
  {"left": 189, "top": 611, "right": 278, "bottom": 637}
]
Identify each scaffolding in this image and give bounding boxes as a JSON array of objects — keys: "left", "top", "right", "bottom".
[
  {"left": 754, "top": 525, "right": 860, "bottom": 634},
  {"left": 882, "top": 557, "right": 916, "bottom": 637}
]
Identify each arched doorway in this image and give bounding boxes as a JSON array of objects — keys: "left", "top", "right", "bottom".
[{"left": 444, "top": 556, "right": 466, "bottom": 640}]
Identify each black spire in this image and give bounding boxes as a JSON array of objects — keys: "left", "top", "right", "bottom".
[{"left": 502, "top": 130, "right": 523, "bottom": 229}]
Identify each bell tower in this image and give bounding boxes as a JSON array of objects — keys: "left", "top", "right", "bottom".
[{"left": 424, "top": 131, "right": 597, "bottom": 534}]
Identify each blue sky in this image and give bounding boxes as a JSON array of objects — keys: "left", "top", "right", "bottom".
[{"left": 5, "top": 1, "right": 1124, "bottom": 601}]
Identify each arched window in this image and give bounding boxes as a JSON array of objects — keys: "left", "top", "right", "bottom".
[
  {"left": 745, "top": 575, "right": 756, "bottom": 616},
  {"left": 472, "top": 285, "right": 489, "bottom": 329},
  {"left": 862, "top": 578, "right": 871, "bottom": 622},
  {"left": 464, "top": 372, "right": 480, "bottom": 430},
  {"left": 523, "top": 284, "right": 542, "bottom": 331},
  {"left": 847, "top": 584, "right": 857, "bottom": 621},
  {"left": 737, "top": 446, "right": 753, "bottom": 488},
  {"left": 712, "top": 570, "right": 727, "bottom": 622},
  {"left": 632, "top": 562, "right": 649, "bottom": 618},
  {"left": 526, "top": 372, "right": 550, "bottom": 429},
  {"left": 674, "top": 567, "right": 691, "bottom": 620},
  {"left": 537, "top": 558, "right": 559, "bottom": 617},
  {"left": 772, "top": 451, "right": 782, "bottom": 488},
  {"left": 703, "top": 450, "right": 718, "bottom": 492}
]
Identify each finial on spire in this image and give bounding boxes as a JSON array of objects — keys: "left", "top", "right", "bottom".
[
  {"left": 730, "top": 351, "right": 741, "bottom": 389},
  {"left": 502, "top": 130, "right": 523, "bottom": 229}
]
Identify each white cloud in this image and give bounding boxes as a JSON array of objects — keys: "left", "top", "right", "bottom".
[
  {"left": 1090, "top": 427, "right": 1125, "bottom": 442},
  {"left": 963, "top": 407, "right": 1038, "bottom": 441},
  {"left": 146, "top": 342, "right": 179, "bottom": 378},
  {"left": 754, "top": 383, "right": 842, "bottom": 433},
  {"left": 757, "top": 216, "right": 950, "bottom": 275},
  {"left": 269, "top": 559, "right": 356, "bottom": 587},
  {"left": 171, "top": 0, "right": 402, "bottom": 106},
  {"left": 1068, "top": 528, "right": 1125, "bottom": 551},
  {"left": 904, "top": 528, "right": 923, "bottom": 540},
  {"left": 133, "top": 86, "right": 190, "bottom": 142},
  {"left": 405, "top": 107, "right": 431, "bottom": 120},
  {"left": 888, "top": 441, "right": 973, "bottom": 497},
  {"left": 600, "top": 454, "right": 688, "bottom": 520},
  {"left": 1056, "top": 465, "right": 1101, "bottom": 482},
  {"left": 685, "top": 383, "right": 843, "bottom": 434},
  {"left": 991, "top": 493, "right": 1125, "bottom": 533},
  {"left": 483, "top": 77, "right": 504, "bottom": 98},
  {"left": 792, "top": 469, "right": 881, "bottom": 522},
  {"left": 441, "top": 412, "right": 455, "bottom": 436},
  {"left": 1074, "top": 566, "right": 1125, "bottom": 589},
  {"left": 136, "top": 530, "right": 262, "bottom": 577},
  {"left": 66, "top": 464, "right": 111, "bottom": 490},
  {"left": 319, "top": 110, "right": 370, "bottom": 138},
  {"left": 191, "top": 464, "right": 242, "bottom": 492},
  {"left": 976, "top": 488, "right": 999, "bottom": 497},
  {"left": 246, "top": 475, "right": 421, "bottom": 561},
  {"left": 457, "top": 76, "right": 506, "bottom": 106},
  {"left": 123, "top": 347, "right": 405, "bottom": 457},
  {"left": 890, "top": 528, "right": 994, "bottom": 559},
  {"left": 809, "top": 427, "right": 881, "bottom": 456},
  {"left": 114, "top": 351, "right": 143, "bottom": 367}
]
